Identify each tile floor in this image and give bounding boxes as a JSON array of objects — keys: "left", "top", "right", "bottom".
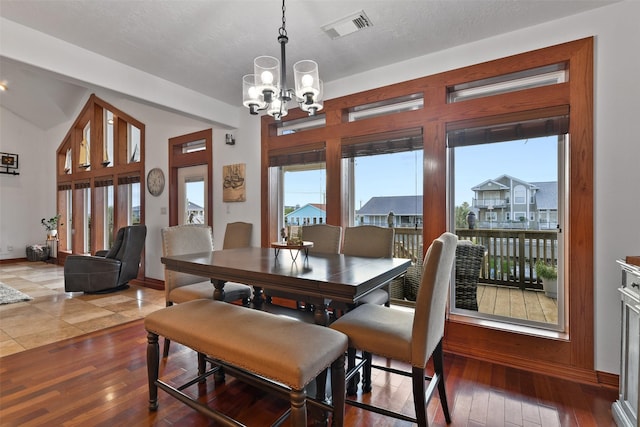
[{"left": 0, "top": 261, "right": 166, "bottom": 357}]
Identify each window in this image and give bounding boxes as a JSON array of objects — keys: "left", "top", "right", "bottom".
[
  {"left": 95, "top": 177, "right": 114, "bottom": 248},
  {"left": 73, "top": 182, "right": 91, "bottom": 254},
  {"left": 269, "top": 145, "right": 326, "bottom": 233},
  {"left": 56, "top": 95, "right": 145, "bottom": 268},
  {"left": 261, "top": 39, "right": 593, "bottom": 373},
  {"left": 514, "top": 185, "right": 526, "bottom": 204},
  {"left": 128, "top": 124, "right": 141, "bottom": 163},
  {"left": 342, "top": 130, "right": 422, "bottom": 222},
  {"left": 57, "top": 184, "right": 72, "bottom": 252},
  {"left": 103, "top": 110, "right": 114, "bottom": 167},
  {"left": 168, "top": 129, "right": 212, "bottom": 226},
  {"left": 449, "top": 114, "right": 566, "bottom": 331}
]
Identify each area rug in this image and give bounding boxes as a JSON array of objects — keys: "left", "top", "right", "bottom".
[{"left": 0, "top": 282, "right": 33, "bottom": 304}]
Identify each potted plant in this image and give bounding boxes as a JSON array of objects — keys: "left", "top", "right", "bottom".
[
  {"left": 535, "top": 260, "right": 557, "bottom": 299},
  {"left": 41, "top": 214, "right": 62, "bottom": 239}
]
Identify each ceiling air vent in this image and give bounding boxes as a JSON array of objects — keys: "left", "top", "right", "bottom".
[{"left": 321, "top": 10, "right": 373, "bottom": 39}]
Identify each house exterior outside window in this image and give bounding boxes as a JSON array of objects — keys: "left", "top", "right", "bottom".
[{"left": 470, "top": 175, "right": 557, "bottom": 229}]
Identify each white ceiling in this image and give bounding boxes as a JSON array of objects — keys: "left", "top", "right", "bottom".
[{"left": 0, "top": 0, "right": 618, "bottom": 130}]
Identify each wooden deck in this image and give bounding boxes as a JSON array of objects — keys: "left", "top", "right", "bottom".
[{"left": 477, "top": 284, "right": 558, "bottom": 324}]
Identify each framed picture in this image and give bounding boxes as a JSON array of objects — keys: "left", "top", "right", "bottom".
[
  {"left": 0, "top": 152, "right": 19, "bottom": 175},
  {"left": 223, "top": 163, "right": 246, "bottom": 202}
]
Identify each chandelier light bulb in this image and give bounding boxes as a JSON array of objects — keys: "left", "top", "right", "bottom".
[
  {"left": 301, "top": 74, "right": 314, "bottom": 88},
  {"left": 261, "top": 71, "right": 274, "bottom": 85}
]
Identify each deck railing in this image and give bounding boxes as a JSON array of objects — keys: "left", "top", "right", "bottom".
[
  {"left": 392, "top": 227, "right": 423, "bottom": 262},
  {"left": 392, "top": 227, "right": 559, "bottom": 291}
]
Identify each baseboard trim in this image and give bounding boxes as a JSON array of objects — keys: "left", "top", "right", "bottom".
[
  {"left": 131, "top": 277, "right": 164, "bottom": 290},
  {"left": 597, "top": 370, "right": 619, "bottom": 390},
  {"left": 0, "top": 257, "right": 28, "bottom": 264},
  {"left": 444, "top": 341, "right": 616, "bottom": 387}
]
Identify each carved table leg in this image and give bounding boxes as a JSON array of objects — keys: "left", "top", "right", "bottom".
[
  {"left": 313, "top": 303, "right": 330, "bottom": 326},
  {"left": 212, "top": 278, "right": 226, "bottom": 301},
  {"left": 252, "top": 286, "right": 264, "bottom": 307}
]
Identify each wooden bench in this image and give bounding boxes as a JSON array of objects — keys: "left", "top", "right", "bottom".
[{"left": 145, "top": 299, "right": 347, "bottom": 426}]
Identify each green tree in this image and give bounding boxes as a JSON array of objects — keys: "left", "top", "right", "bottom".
[{"left": 455, "top": 202, "right": 471, "bottom": 229}]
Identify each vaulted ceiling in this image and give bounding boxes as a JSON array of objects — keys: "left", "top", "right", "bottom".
[{"left": 0, "top": 0, "right": 618, "bottom": 130}]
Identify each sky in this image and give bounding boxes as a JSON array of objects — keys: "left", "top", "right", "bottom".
[
  {"left": 283, "top": 136, "right": 558, "bottom": 208},
  {"left": 183, "top": 136, "right": 558, "bottom": 210}
]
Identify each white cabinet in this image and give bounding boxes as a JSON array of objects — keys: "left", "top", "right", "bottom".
[{"left": 613, "top": 260, "right": 640, "bottom": 427}]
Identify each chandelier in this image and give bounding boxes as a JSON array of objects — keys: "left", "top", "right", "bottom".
[{"left": 242, "top": 0, "right": 323, "bottom": 121}]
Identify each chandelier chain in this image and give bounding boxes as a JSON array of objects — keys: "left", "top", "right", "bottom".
[{"left": 279, "top": 0, "right": 287, "bottom": 38}]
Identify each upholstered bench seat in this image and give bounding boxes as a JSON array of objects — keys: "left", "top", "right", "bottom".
[{"left": 145, "top": 299, "right": 347, "bottom": 426}]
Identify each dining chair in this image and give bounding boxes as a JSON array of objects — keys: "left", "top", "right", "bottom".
[
  {"left": 221, "top": 221, "right": 252, "bottom": 249},
  {"left": 301, "top": 223, "right": 342, "bottom": 254},
  {"left": 341, "top": 225, "right": 395, "bottom": 306},
  {"left": 330, "top": 232, "right": 458, "bottom": 425},
  {"left": 161, "top": 224, "right": 252, "bottom": 356}
]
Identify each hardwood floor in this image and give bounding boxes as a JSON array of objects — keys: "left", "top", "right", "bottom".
[{"left": 0, "top": 319, "right": 617, "bottom": 426}]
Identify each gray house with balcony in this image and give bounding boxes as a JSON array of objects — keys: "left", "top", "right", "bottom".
[
  {"left": 471, "top": 174, "right": 557, "bottom": 229},
  {"left": 356, "top": 195, "right": 422, "bottom": 228}
]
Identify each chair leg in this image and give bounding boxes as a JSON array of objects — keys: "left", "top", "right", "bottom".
[
  {"left": 289, "top": 389, "right": 307, "bottom": 427},
  {"left": 433, "top": 340, "right": 451, "bottom": 423},
  {"left": 384, "top": 283, "right": 391, "bottom": 307},
  {"left": 346, "top": 347, "right": 358, "bottom": 396},
  {"left": 331, "top": 353, "right": 346, "bottom": 427},
  {"left": 147, "top": 332, "right": 159, "bottom": 411},
  {"left": 162, "top": 302, "right": 173, "bottom": 357},
  {"left": 412, "top": 366, "right": 428, "bottom": 426},
  {"left": 198, "top": 352, "right": 206, "bottom": 378},
  {"left": 362, "top": 351, "right": 372, "bottom": 393},
  {"left": 162, "top": 337, "right": 171, "bottom": 357}
]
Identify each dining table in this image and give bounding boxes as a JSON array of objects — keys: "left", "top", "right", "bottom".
[{"left": 161, "top": 246, "right": 411, "bottom": 325}]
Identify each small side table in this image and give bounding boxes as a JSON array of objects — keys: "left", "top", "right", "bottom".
[
  {"left": 45, "top": 238, "right": 59, "bottom": 264},
  {"left": 271, "top": 241, "right": 314, "bottom": 262}
]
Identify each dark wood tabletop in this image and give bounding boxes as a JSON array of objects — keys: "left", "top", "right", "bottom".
[{"left": 161, "top": 247, "right": 411, "bottom": 324}]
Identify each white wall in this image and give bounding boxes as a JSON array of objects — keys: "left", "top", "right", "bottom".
[
  {"left": 0, "top": 107, "right": 51, "bottom": 258},
  {"left": 212, "top": 112, "right": 262, "bottom": 250},
  {"left": 322, "top": 1, "right": 640, "bottom": 375}
]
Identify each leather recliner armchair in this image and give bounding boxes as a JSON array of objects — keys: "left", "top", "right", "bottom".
[{"left": 64, "top": 225, "right": 147, "bottom": 293}]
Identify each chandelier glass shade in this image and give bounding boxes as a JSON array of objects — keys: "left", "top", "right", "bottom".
[{"left": 242, "top": 0, "right": 323, "bottom": 120}]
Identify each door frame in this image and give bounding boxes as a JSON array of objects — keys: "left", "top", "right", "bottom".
[{"left": 168, "top": 129, "right": 213, "bottom": 226}]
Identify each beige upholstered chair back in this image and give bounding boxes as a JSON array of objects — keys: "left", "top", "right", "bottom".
[
  {"left": 161, "top": 224, "right": 214, "bottom": 299},
  {"left": 411, "top": 232, "right": 457, "bottom": 368},
  {"left": 302, "top": 224, "right": 342, "bottom": 254},
  {"left": 342, "top": 225, "right": 394, "bottom": 258},
  {"left": 222, "top": 222, "right": 252, "bottom": 249}
]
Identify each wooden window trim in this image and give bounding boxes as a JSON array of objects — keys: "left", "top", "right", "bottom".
[
  {"left": 260, "top": 38, "right": 595, "bottom": 384},
  {"left": 55, "top": 94, "right": 146, "bottom": 280},
  {"left": 168, "top": 129, "right": 213, "bottom": 226}
]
